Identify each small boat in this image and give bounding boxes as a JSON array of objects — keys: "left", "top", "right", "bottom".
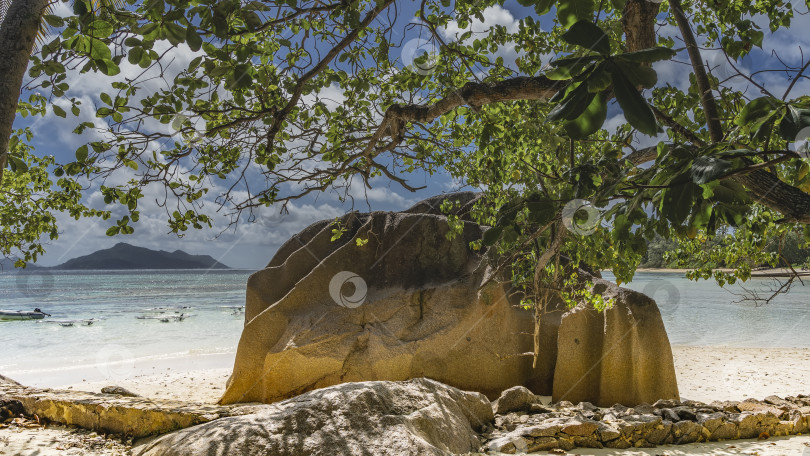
[
  {"left": 220, "top": 306, "right": 244, "bottom": 315},
  {"left": 136, "top": 313, "right": 193, "bottom": 322},
  {"left": 0, "top": 309, "right": 51, "bottom": 321},
  {"left": 42, "top": 319, "right": 98, "bottom": 327}
]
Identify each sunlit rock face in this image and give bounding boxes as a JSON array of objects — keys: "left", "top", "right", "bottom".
[
  {"left": 220, "top": 193, "right": 679, "bottom": 407},
  {"left": 138, "top": 378, "right": 493, "bottom": 456}
]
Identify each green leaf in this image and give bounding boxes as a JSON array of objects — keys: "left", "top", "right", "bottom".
[
  {"left": 97, "top": 59, "right": 120, "bottom": 76},
  {"left": 691, "top": 156, "right": 733, "bottom": 184},
  {"left": 561, "top": 20, "right": 610, "bottom": 55},
  {"left": 165, "top": 23, "right": 186, "bottom": 46},
  {"left": 518, "top": 0, "right": 556, "bottom": 15},
  {"left": 88, "top": 38, "right": 111, "bottom": 60},
  {"left": 106, "top": 226, "right": 120, "bottom": 236},
  {"left": 548, "top": 82, "right": 595, "bottom": 122},
  {"left": 615, "top": 61, "right": 657, "bottom": 88},
  {"left": 76, "top": 145, "right": 89, "bottom": 162},
  {"left": 586, "top": 63, "right": 611, "bottom": 92},
  {"left": 91, "top": 20, "right": 114, "bottom": 39},
  {"left": 526, "top": 199, "right": 556, "bottom": 225},
  {"left": 615, "top": 47, "right": 677, "bottom": 63},
  {"left": 482, "top": 226, "right": 503, "bottom": 246},
  {"left": 609, "top": 62, "right": 659, "bottom": 136},
  {"left": 563, "top": 91, "right": 608, "bottom": 138},
  {"left": 556, "top": 0, "right": 593, "bottom": 29},
  {"left": 549, "top": 55, "right": 600, "bottom": 68},
  {"left": 128, "top": 47, "right": 144, "bottom": 65},
  {"left": 186, "top": 27, "right": 202, "bottom": 52},
  {"left": 53, "top": 105, "right": 66, "bottom": 118},
  {"left": 660, "top": 182, "right": 701, "bottom": 225},
  {"left": 43, "top": 15, "right": 64, "bottom": 27},
  {"left": 502, "top": 226, "right": 519, "bottom": 244},
  {"left": 778, "top": 106, "right": 810, "bottom": 141},
  {"left": 735, "top": 96, "right": 778, "bottom": 127}
]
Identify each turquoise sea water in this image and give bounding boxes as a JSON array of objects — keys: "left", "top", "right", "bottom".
[
  {"left": 1, "top": 269, "right": 809, "bottom": 387},
  {"left": 0, "top": 269, "right": 253, "bottom": 385}
]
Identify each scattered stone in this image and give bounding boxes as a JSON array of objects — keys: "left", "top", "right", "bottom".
[
  {"left": 493, "top": 386, "right": 537, "bottom": 414},
  {"left": 101, "top": 386, "right": 141, "bottom": 397},
  {"left": 482, "top": 395, "right": 810, "bottom": 453},
  {"left": 561, "top": 419, "right": 599, "bottom": 437},
  {"left": 661, "top": 408, "right": 680, "bottom": 422},
  {"left": 673, "top": 406, "right": 697, "bottom": 421}
]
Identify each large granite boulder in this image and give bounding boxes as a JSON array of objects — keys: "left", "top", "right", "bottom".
[
  {"left": 136, "top": 378, "right": 493, "bottom": 456},
  {"left": 220, "top": 193, "right": 679, "bottom": 407}
]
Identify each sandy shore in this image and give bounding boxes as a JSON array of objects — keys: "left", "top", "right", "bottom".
[
  {"left": 673, "top": 346, "right": 810, "bottom": 403},
  {"left": 39, "top": 345, "right": 810, "bottom": 405},
  {"left": 3, "top": 345, "right": 810, "bottom": 455}
]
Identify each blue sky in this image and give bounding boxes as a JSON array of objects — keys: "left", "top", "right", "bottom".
[{"left": 14, "top": 1, "right": 810, "bottom": 269}]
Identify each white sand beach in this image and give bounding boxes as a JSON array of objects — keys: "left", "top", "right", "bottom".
[
  {"left": 42, "top": 345, "right": 810, "bottom": 405},
  {"left": 3, "top": 345, "right": 810, "bottom": 455}
]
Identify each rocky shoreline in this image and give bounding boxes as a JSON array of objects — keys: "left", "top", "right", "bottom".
[
  {"left": 5, "top": 375, "right": 810, "bottom": 455},
  {"left": 483, "top": 386, "right": 810, "bottom": 453}
]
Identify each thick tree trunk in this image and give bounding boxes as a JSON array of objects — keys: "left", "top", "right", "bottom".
[{"left": 0, "top": 0, "right": 49, "bottom": 185}]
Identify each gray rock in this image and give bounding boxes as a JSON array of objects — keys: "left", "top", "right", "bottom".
[
  {"left": 661, "top": 408, "right": 680, "bottom": 422},
  {"left": 221, "top": 193, "right": 680, "bottom": 408},
  {"left": 673, "top": 406, "right": 697, "bottom": 421},
  {"left": 101, "top": 386, "right": 140, "bottom": 397},
  {"left": 494, "top": 386, "right": 537, "bottom": 414},
  {"left": 561, "top": 419, "right": 599, "bottom": 437},
  {"left": 135, "top": 378, "right": 494, "bottom": 456},
  {"left": 672, "top": 420, "right": 703, "bottom": 444},
  {"left": 597, "top": 422, "right": 621, "bottom": 441}
]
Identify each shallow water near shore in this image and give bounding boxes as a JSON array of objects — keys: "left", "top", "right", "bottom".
[
  {"left": 1, "top": 269, "right": 810, "bottom": 389},
  {"left": 0, "top": 269, "right": 252, "bottom": 386}
]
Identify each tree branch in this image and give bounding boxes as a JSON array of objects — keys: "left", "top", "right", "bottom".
[{"left": 669, "top": 0, "right": 723, "bottom": 143}]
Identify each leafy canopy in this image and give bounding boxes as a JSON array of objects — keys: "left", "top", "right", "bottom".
[{"left": 7, "top": 0, "right": 810, "bottom": 300}]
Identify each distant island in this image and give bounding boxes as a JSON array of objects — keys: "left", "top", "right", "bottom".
[{"left": 2, "top": 243, "right": 230, "bottom": 270}]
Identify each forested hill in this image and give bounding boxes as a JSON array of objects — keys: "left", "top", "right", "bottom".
[{"left": 51, "top": 243, "right": 230, "bottom": 270}]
